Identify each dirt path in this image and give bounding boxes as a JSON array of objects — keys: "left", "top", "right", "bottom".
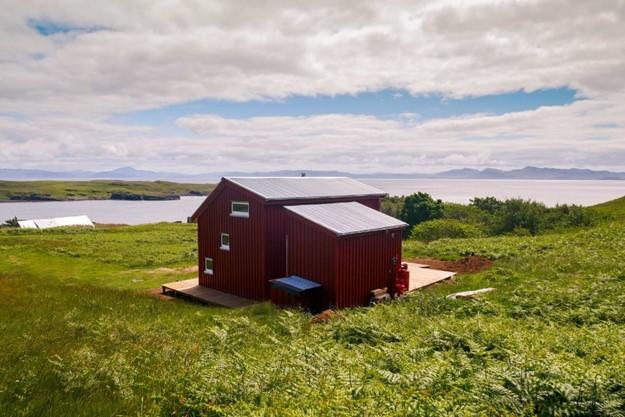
[{"left": 145, "top": 266, "right": 198, "bottom": 274}]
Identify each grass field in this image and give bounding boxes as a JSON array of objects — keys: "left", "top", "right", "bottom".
[
  {"left": 2, "top": 197, "right": 625, "bottom": 416},
  {"left": 0, "top": 180, "right": 215, "bottom": 202},
  {"left": 593, "top": 195, "right": 625, "bottom": 219}
]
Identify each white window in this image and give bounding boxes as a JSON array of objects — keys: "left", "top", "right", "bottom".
[
  {"left": 220, "top": 233, "right": 230, "bottom": 251},
  {"left": 204, "top": 257, "right": 214, "bottom": 275},
  {"left": 231, "top": 201, "right": 250, "bottom": 218}
]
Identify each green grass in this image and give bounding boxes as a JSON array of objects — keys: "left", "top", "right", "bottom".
[
  {"left": 592, "top": 195, "right": 625, "bottom": 219},
  {"left": 0, "top": 180, "right": 215, "bottom": 202},
  {"left": 2, "top": 222, "right": 625, "bottom": 416}
]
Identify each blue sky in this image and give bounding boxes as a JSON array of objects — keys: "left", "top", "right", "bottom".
[
  {"left": 110, "top": 87, "right": 578, "bottom": 128},
  {"left": 28, "top": 19, "right": 103, "bottom": 36}
]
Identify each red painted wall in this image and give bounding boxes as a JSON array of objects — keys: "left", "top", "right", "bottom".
[
  {"left": 284, "top": 213, "right": 403, "bottom": 308},
  {"left": 263, "top": 205, "right": 288, "bottom": 298},
  {"left": 264, "top": 196, "right": 380, "bottom": 286},
  {"left": 197, "top": 180, "right": 385, "bottom": 303},
  {"left": 335, "top": 229, "right": 403, "bottom": 308},
  {"left": 277, "top": 214, "right": 338, "bottom": 306},
  {"left": 197, "top": 185, "right": 266, "bottom": 300}
]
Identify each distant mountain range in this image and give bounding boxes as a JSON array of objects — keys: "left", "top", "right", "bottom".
[{"left": 2, "top": 166, "right": 625, "bottom": 181}]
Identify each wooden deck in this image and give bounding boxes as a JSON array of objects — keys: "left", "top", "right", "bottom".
[
  {"left": 162, "top": 263, "right": 453, "bottom": 308},
  {"left": 161, "top": 279, "right": 256, "bottom": 308},
  {"left": 405, "top": 262, "right": 455, "bottom": 291}
]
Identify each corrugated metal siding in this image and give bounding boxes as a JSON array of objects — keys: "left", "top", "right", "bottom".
[
  {"left": 264, "top": 205, "right": 287, "bottom": 283},
  {"left": 197, "top": 186, "right": 266, "bottom": 300},
  {"left": 278, "top": 214, "right": 337, "bottom": 307},
  {"left": 197, "top": 178, "right": 385, "bottom": 304},
  {"left": 264, "top": 196, "right": 381, "bottom": 283},
  {"left": 334, "top": 230, "right": 403, "bottom": 308}
]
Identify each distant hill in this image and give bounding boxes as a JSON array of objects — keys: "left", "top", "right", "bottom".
[
  {"left": 2, "top": 166, "right": 625, "bottom": 181},
  {"left": 436, "top": 166, "right": 625, "bottom": 180},
  {"left": 0, "top": 180, "right": 216, "bottom": 202}
]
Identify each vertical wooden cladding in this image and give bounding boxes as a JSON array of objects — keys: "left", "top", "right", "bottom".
[
  {"left": 197, "top": 186, "right": 265, "bottom": 300},
  {"left": 285, "top": 212, "right": 403, "bottom": 309},
  {"left": 196, "top": 179, "right": 386, "bottom": 304},
  {"left": 279, "top": 214, "right": 337, "bottom": 307},
  {"left": 335, "top": 230, "right": 403, "bottom": 308},
  {"left": 264, "top": 205, "right": 287, "bottom": 291},
  {"left": 263, "top": 196, "right": 380, "bottom": 284}
]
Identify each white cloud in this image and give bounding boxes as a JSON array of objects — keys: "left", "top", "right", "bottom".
[
  {"left": 1, "top": 0, "right": 625, "bottom": 114},
  {"left": 171, "top": 93, "right": 625, "bottom": 172},
  {"left": 2, "top": 92, "right": 623, "bottom": 173},
  {"left": 0, "top": 0, "right": 624, "bottom": 172}
]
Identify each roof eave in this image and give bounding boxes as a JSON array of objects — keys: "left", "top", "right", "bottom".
[
  {"left": 334, "top": 224, "right": 407, "bottom": 238},
  {"left": 189, "top": 179, "right": 227, "bottom": 222}
]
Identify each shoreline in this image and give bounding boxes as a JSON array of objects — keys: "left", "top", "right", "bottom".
[{"left": 0, "top": 195, "right": 209, "bottom": 203}]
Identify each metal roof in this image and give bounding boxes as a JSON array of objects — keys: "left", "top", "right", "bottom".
[
  {"left": 269, "top": 276, "right": 323, "bottom": 294},
  {"left": 17, "top": 220, "right": 37, "bottom": 229},
  {"left": 284, "top": 202, "right": 407, "bottom": 236},
  {"left": 17, "top": 215, "right": 94, "bottom": 229},
  {"left": 226, "top": 177, "right": 386, "bottom": 201}
]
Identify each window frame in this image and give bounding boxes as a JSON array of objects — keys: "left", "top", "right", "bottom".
[
  {"left": 220, "top": 233, "right": 230, "bottom": 251},
  {"left": 204, "top": 257, "right": 214, "bottom": 275},
  {"left": 230, "top": 201, "right": 250, "bottom": 218}
]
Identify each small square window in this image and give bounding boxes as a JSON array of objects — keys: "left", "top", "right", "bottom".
[
  {"left": 220, "top": 233, "right": 230, "bottom": 251},
  {"left": 231, "top": 201, "right": 249, "bottom": 218},
  {"left": 204, "top": 257, "right": 214, "bottom": 275}
]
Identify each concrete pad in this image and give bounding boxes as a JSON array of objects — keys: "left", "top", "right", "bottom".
[{"left": 405, "top": 262, "right": 455, "bottom": 291}]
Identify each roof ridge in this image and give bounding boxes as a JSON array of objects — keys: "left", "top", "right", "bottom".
[
  {"left": 225, "top": 176, "right": 350, "bottom": 179},
  {"left": 225, "top": 177, "right": 387, "bottom": 201}
]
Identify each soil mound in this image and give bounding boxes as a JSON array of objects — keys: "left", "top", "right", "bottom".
[
  {"left": 311, "top": 309, "right": 337, "bottom": 324},
  {"left": 410, "top": 255, "right": 492, "bottom": 274}
]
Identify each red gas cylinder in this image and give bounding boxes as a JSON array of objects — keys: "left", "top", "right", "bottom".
[{"left": 395, "top": 263, "right": 410, "bottom": 296}]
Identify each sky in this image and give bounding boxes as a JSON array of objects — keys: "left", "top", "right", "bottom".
[{"left": 1, "top": 0, "right": 624, "bottom": 174}]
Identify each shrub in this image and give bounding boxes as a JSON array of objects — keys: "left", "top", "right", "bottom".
[
  {"left": 399, "top": 192, "right": 444, "bottom": 230},
  {"left": 380, "top": 196, "right": 405, "bottom": 219},
  {"left": 385, "top": 194, "right": 598, "bottom": 237},
  {"left": 491, "top": 198, "right": 546, "bottom": 235},
  {"left": 410, "top": 219, "right": 483, "bottom": 242},
  {"left": 470, "top": 196, "right": 503, "bottom": 214},
  {"left": 545, "top": 204, "right": 596, "bottom": 229},
  {"left": 442, "top": 202, "right": 494, "bottom": 225},
  {"left": 1, "top": 216, "right": 19, "bottom": 228},
  {"left": 509, "top": 226, "right": 532, "bottom": 236}
]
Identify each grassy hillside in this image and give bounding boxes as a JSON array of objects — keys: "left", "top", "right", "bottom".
[
  {"left": 2, "top": 222, "right": 625, "bottom": 416},
  {"left": 592, "top": 195, "right": 625, "bottom": 219},
  {"left": 0, "top": 180, "right": 215, "bottom": 201}
]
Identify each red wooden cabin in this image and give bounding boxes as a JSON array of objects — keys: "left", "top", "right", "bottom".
[
  {"left": 190, "top": 177, "right": 406, "bottom": 308},
  {"left": 277, "top": 202, "right": 406, "bottom": 308}
]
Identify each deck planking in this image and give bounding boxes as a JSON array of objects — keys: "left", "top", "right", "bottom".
[
  {"left": 163, "top": 264, "right": 454, "bottom": 308},
  {"left": 405, "top": 262, "right": 455, "bottom": 291},
  {"left": 161, "top": 279, "right": 256, "bottom": 308}
]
